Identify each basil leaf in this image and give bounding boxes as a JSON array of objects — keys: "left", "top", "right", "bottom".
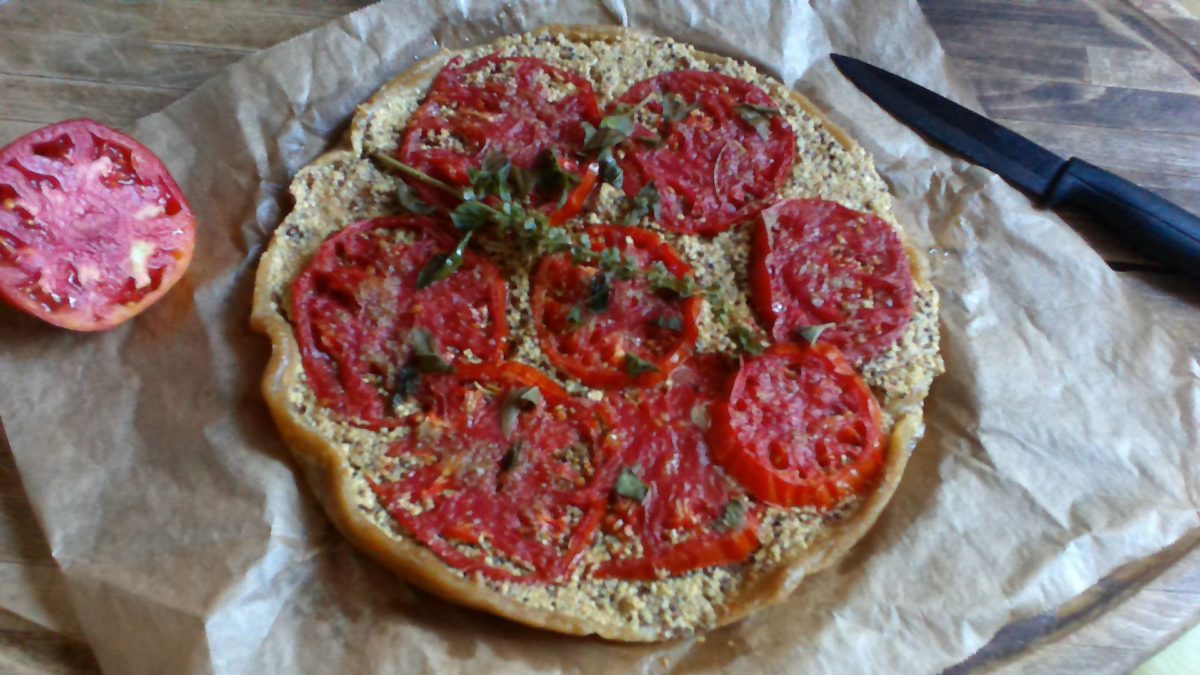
[
  {"left": 655, "top": 314, "right": 682, "bottom": 332},
  {"left": 396, "top": 181, "right": 436, "bottom": 215},
  {"left": 600, "top": 108, "right": 636, "bottom": 136},
  {"left": 416, "top": 232, "right": 473, "bottom": 288},
  {"left": 731, "top": 324, "right": 766, "bottom": 356},
  {"left": 509, "top": 165, "right": 536, "bottom": 199},
  {"left": 450, "top": 201, "right": 494, "bottom": 232},
  {"left": 408, "top": 328, "right": 453, "bottom": 374},
  {"left": 391, "top": 366, "right": 420, "bottom": 406},
  {"left": 586, "top": 273, "right": 611, "bottom": 313},
  {"left": 717, "top": 501, "right": 745, "bottom": 531},
  {"left": 662, "top": 93, "right": 698, "bottom": 124},
  {"left": 597, "top": 146, "right": 623, "bottom": 190},
  {"left": 500, "top": 386, "right": 543, "bottom": 439},
  {"left": 583, "top": 107, "right": 636, "bottom": 152},
  {"left": 466, "top": 152, "right": 513, "bottom": 201},
  {"left": 735, "top": 103, "right": 781, "bottom": 140},
  {"left": 614, "top": 467, "right": 648, "bottom": 502},
  {"left": 623, "top": 182, "right": 661, "bottom": 225},
  {"left": 535, "top": 149, "right": 580, "bottom": 201},
  {"left": 623, "top": 353, "right": 658, "bottom": 376},
  {"left": 796, "top": 322, "right": 836, "bottom": 345}
]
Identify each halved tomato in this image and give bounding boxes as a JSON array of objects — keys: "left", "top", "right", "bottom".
[{"left": 0, "top": 119, "right": 195, "bottom": 331}]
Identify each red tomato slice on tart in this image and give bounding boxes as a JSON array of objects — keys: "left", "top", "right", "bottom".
[
  {"left": 750, "top": 198, "right": 915, "bottom": 364},
  {"left": 613, "top": 71, "right": 795, "bottom": 235},
  {"left": 530, "top": 225, "right": 699, "bottom": 389},
  {"left": 371, "top": 362, "right": 615, "bottom": 582},
  {"left": 710, "top": 343, "right": 886, "bottom": 511},
  {"left": 597, "top": 355, "right": 762, "bottom": 580},
  {"left": 292, "top": 216, "right": 507, "bottom": 427},
  {"left": 0, "top": 119, "right": 195, "bottom": 330},
  {"left": 397, "top": 55, "right": 602, "bottom": 208}
]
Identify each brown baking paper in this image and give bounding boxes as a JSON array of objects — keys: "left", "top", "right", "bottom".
[{"left": 1, "top": 1, "right": 1198, "bottom": 672}]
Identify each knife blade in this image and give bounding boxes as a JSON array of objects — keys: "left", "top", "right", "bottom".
[{"left": 831, "top": 54, "right": 1200, "bottom": 276}]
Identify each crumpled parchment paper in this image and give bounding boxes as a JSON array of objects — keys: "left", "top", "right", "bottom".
[{"left": 1, "top": 1, "right": 1197, "bottom": 673}]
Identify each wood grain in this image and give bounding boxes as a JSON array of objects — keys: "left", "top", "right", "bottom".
[{"left": 0, "top": 0, "right": 1197, "bottom": 673}]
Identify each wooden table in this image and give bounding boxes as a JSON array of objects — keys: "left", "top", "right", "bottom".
[{"left": 1, "top": 1, "right": 1197, "bottom": 672}]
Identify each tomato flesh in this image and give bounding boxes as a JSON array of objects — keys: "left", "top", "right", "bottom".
[
  {"left": 292, "top": 216, "right": 507, "bottom": 427},
  {"left": 750, "top": 199, "right": 915, "bottom": 364},
  {"left": 0, "top": 119, "right": 195, "bottom": 330},
  {"left": 397, "top": 55, "right": 602, "bottom": 208},
  {"left": 371, "top": 362, "right": 614, "bottom": 582},
  {"left": 614, "top": 71, "right": 795, "bottom": 235},
  {"left": 531, "top": 225, "right": 699, "bottom": 389},
  {"left": 598, "top": 355, "right": 761, "bottom": 579},
  {"left": 710, "top": 343, "right": 885, "bottom": 510}
]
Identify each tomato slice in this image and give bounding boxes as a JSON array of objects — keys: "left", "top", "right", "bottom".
[
  {"left": 397, "top": 55, "right": 602, "bottom": 208},
  {"left": 597, "top": 355, "right": 762, "bottom": 580},
  {"left": 371, "top": 362, "right": 615, "bottom": 582},
  {"left": 710, "top": 343, "right": 886, "bottom": 510},
  {"left": 613, "top": 71, "right": 795, "bottom": 235},
  {"left": 292, "top": 216, "right": 507, "bottom": 427},
  {"left": 0, "top": 119, "right": 195, "bottom": 330},
  {"left": 750, "top": 199, "right": 915, "bottom": 364},
  {"left": 530, "top": 225, "right": 700, "bottom": 389}
]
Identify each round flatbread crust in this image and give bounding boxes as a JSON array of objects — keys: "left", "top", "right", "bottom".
[{"left": 251, "top": 24, "right": 940, "bottom": 641}]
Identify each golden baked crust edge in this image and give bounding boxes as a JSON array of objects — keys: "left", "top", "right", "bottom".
[{"left": 251, "top": 24, "right": 935, "bottom": 642}]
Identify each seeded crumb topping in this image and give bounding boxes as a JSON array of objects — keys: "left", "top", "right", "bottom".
[{"left": 258, "top": 27, "right": 942, "bottom": 639}]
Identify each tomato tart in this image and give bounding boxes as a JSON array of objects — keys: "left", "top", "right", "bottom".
[{"left": 252, "top": 26, "right": 942, "bottom": 641}]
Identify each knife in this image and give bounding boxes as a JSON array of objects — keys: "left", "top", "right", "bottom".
[{"left": 831, "top": 54, "right": 1200, "bottom": 276}]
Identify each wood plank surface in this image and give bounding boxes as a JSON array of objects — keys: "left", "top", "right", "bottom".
[{"left": 0, "top": 1, "right": 1197, "bottom": 673}]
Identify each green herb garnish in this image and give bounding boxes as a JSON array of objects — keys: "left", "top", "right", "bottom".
[
  {"left": 597, "top": 146, "right": 623, "bottom": 189},
  {"left": 586, "top": 273, "right": 611, "bottom": 313},
  {"left": 662, "top": 93, "right": 699, "bottom": 124},
  {"left": 500, "top": 386, "right": 543, "bottom": 439},
  {"left": 796, "top": 322, "right": 835, "bottom": 345},
  {"left": 391, "top": 366, "right": 420, "bottom": 405},
  {"left": 735, "top": 103, "right": 781, "bottom": 140},
  {"left": 408, "top": 329, "right": 453, "bottom": 374},
  {"left": 717, "top": 501, "right": 745, "bottom": 531},
  {"left": 623, "top": 353, "right": 659, "bottom": 376},
  {"left": 624, "top": 182, "right": 661, "bottom": 225},
  {"left": 416, "top": 231, "right": 473, "bottom": 288},
  {"left": 731, "top": 324, "right": 766, "bottom": 356},
  {"left": 655, "top": 314, "right": 683, "bottom": 332},
  {"left": 396, "top": 181, "right": 436, "bottom": 215},
  {"left": 565, "top": 305, "right": 585, "bottom": 332},
  {"left": 500, "top": 440, "right": 522, "bottom": 473},
  {"left": 614, "top": 467, "right": 648, "bottom": 502}
]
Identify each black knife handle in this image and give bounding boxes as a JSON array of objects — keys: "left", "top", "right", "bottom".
[{"left": 1045, "top": 157, "right": 1200, "bottom": 276}]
